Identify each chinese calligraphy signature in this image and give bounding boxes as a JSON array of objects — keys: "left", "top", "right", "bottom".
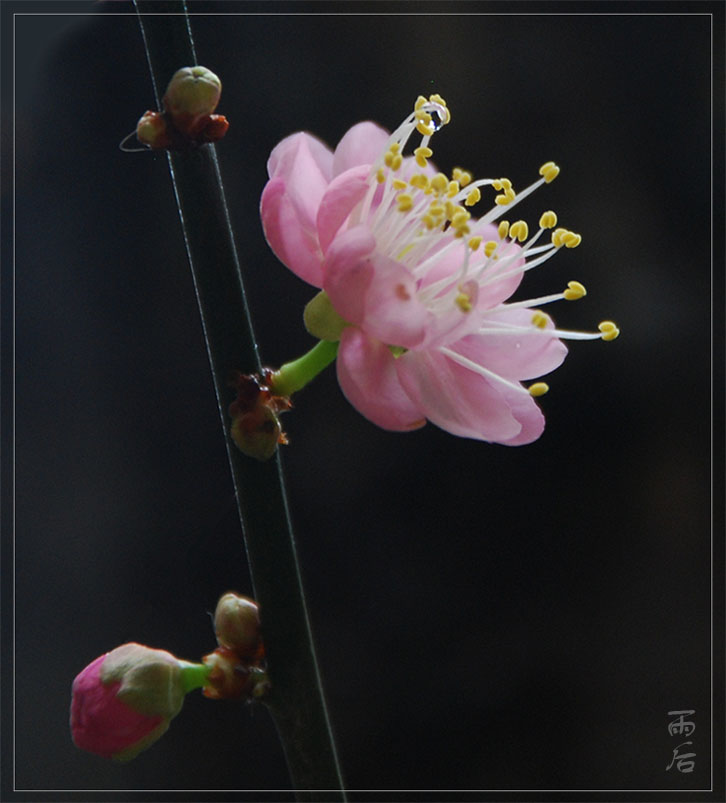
[{"left": 666, "top": 710, "right": 696, "bottom": 774}]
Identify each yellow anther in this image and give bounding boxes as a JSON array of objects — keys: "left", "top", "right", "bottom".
[
  {"left": 528, "top": 382, "right": 549, "bottom": 397},
  {"left": 539, "top": 210, "right": 558, "bottom": 229},
  {"left": 414, "top": 146, "right": 433, "bottom": 168},
  {"left": 416, "top": 120, "right": 435, "bottom": 137},
  {"left": 563, "top": 280, "right": 587, "bottom": 300},
  {"left": 409, "top": 174, "right": 429, "bottom": 190},
  {"left": 451, "top": 209, "right": 471, "bottom": 228},
  {"left": 452, "top": 168, "right": 472, "bottom": 187},
  {"left": 428, "top": 202, "right": 445, "bottom": 217},
  {"left": 498, "top": 220, "right": 510, "bottom": 239},
  {"left": 389, "top": 142, "right": 401, "bottom": 154},
  {"left": 468, "top": 235, "right": 483, "bottom": 251},
  {"left": 551, "top": 227, "right": 568, "bottom": 247},
  {"left": 444, "top": 200, "right": 458, "bottom": 220},
  {"left": 455, "top": 292, "right": 473, "bottom": 312},
  {"left": 484, "top": 241, "right": 498, "bottom": 258},
  {"left": 392, "top": 178, "right": 408, "bottom": 190},
  {"left": 495, "top": 187, "right": 516, "bottom": 206},
  {"left": 428, "top": 93, "right": 450, "bottom": 123},
  {"left": 531, "top": 311, "right": 548, "bottom": 329},
  {"left": 538, "top": 161, "right": 560, "bottom": 183},
  {"left": 376, "top": 168, "right": 386, "bottom": 184},
  {"left": 509, "top": 220, "right": 529, "bottom": 242},
  {"left": 391, "top": 154, "right": 403, "bottom": 171},
  {"left": 454, "top": 225, "right": 471, "bottom": 238},
  {"left": 447, "top": 180, "right": 460, "bottom": 198},
  {"left": 422, "top": 214, "right": 436, "bottom": 230},
  {"left": 465, "top": 187, "right": 481, "bottom": 207},
  {"left": 563, "top": 231, "right": 582, "bottom": 248},
  {"left": 415, "top": 95, "right": 428, "bottom": 111},
  {"left": 415, "top": 109, "right": 432, "bottom": 126},
  {"left": 431, "top": 173, "right": 449, "bottom": 194},
  {"left": 397, "top": 193, "right": 414, "bottom": 212},
  {"left": 598, "top": 321, "right": 620, "bottom": 341},
  {"left": 383, "top": 151, "right": 394, "bottom": 168}
]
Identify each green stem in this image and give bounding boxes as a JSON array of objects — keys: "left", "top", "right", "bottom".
[
  {"left": 134, "top": 4, "right": 346, "bottom": 799},
  {"left": 178, "top": 661, "right": 211, "bottom": 694},
  {"left": 270, "top": 340, "right": 339, "bottom": 397}
]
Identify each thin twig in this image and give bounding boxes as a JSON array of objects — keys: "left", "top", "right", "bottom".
[{"left": 133, "top": 3, "right": 346, "bottom": 797}]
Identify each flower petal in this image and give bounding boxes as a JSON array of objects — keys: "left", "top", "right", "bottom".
[
  {"left": 322, "top": 225, "right": 377, "bottom": 325},
  {"left": 395, "top": 349, "right": 523, "bottom": 443},
  {"left": 496, "top": 387, "right": 545, "bottom": 446},
  {"left": 316, "top": 164, "right": 370, "bottom": 253},
  {"left": 332, "top": 121, "right": 389, "bottom": 177},
  {"left": 267, "top": 130, "right": 334, "bottom": 185},
  {"left": 260, "top": 177, "right": 325, "bottom": 287},
  {"left": 336, "top": 327, "right": 425, "bottom": 431},
  {"left": 456, "top": 307, "right": 568, "bottom": 380},
  {"left": 358, "top": 251, "right": 433, "bottom": 349}
]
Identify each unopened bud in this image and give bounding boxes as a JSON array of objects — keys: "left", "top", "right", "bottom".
[
  {"left": 231, "top": 406, "right": 283, "bottom": 461},
  {"left": 198, "top": 114, "right": 230, "bottom": 144},
  {"left": 202, "top": 646, "right": 269, "bottom": 701},
  {"left": 214, "top": 592, "right": 262, "bottom": 658},
  {"left": 135, "top": 110, "right": 172, "bottom": 149},
  {"left": 163, "top": 66, "right": 221, "bottom": 136},
  {"left": 70, "top": 643, "right": 189, "bottom": 761}
]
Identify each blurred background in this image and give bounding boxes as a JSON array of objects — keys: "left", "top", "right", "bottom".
[{"left": 9, "top": 2, "right": 719, "bottom": 798}]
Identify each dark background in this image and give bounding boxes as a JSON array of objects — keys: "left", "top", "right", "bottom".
[{"left": 6, "top": 1, "right": 722, "bottom": 799}]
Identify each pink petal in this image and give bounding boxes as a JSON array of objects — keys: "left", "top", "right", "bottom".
[
  {"left": 260, "top": 177, "right": 325, "bottom": 287},
  {"left": 395, "top": 349, "right": 523, "bottom": 443},
  {"left": 332, "top": 122, "right": 389, "bottom": 177},
  {"left": 322, "top": 225, "right": 377, "bottom": 324},
  {"left": 496, "top": 387, "right": 545, "bottom": 446},
  {"left": 267, "top": 131, "right": 334, "bottom": 185},
  {"left": 470, "top": 222, "right": 526, "bottom": 308},
  {"left": 358, "top": 251, "right": 433, "bottom": 349},
  {"left": 336, "top": 327, "right": 425, "bottom": 431},
  {"left": 70, "top": 655, "right": 163, "bottom": 759},
  {"left": 455, "top": 307, "right": 567, "bottom": 380},
  {"left": 316, "top": 165, "right": 370, "bottom": 253}
]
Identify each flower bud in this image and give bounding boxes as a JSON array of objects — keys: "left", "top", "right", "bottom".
[
  {"left": 230, "top": 406, "right": 283, "bottom": 461},
  {"left": 70, "top": 643, "right": 187, "bottom": 761},
  {"left": 202, "top": 646, "right": 270, "bottom": 701},
  {"left": 198, "top": 114, "right": 230, "bottom": 144},
  {"left": 135, "top": 110, "right": 172, "bottom": 150},
  {"left": 163, "top": 66, "right": 221, "bottom": 136},
  {"left": 214, "top": 592, "right": 262, "bottom": 658}
]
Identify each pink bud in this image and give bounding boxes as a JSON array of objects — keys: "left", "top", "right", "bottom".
[{"left": 70, "top": 643, "right": 186, "bottom": 761}]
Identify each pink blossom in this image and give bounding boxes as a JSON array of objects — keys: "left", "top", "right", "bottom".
[
  {"left": 261, "top": 95, "right": 618, "bottom": 444},
  {"left": 70, "top": 643, "right": 186, "bottom": 761}
]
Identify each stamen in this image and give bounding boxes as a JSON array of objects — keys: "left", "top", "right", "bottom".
[
  {"left": 452, "top": 167, "right": 472, "bottom": 187},
  {"left": 414, "top": 146, "right": 433, "bottom": 167},
  {"left": 598, "top": 321, "right": 620, "bottom": 341},
  {"left": 528, "top": 382, "right": 549, "bottom": 397},
  {"left": 539, "top": 210, "right": 558, "bottom": 229},
  {"left": 509, "top": 220, "right": 529, "bottom": 242},
  {"left": 538, "top": 161, "right": 560, "bottom": 183},
  {"left": 531, "top": 311, "right": 549, "bottom": 329},
  {"left": 563, "top": 280, "right": 587, "bottom": 300},
  {"left": 465, "top": 187, "right": 482, "bottom": 207}
]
